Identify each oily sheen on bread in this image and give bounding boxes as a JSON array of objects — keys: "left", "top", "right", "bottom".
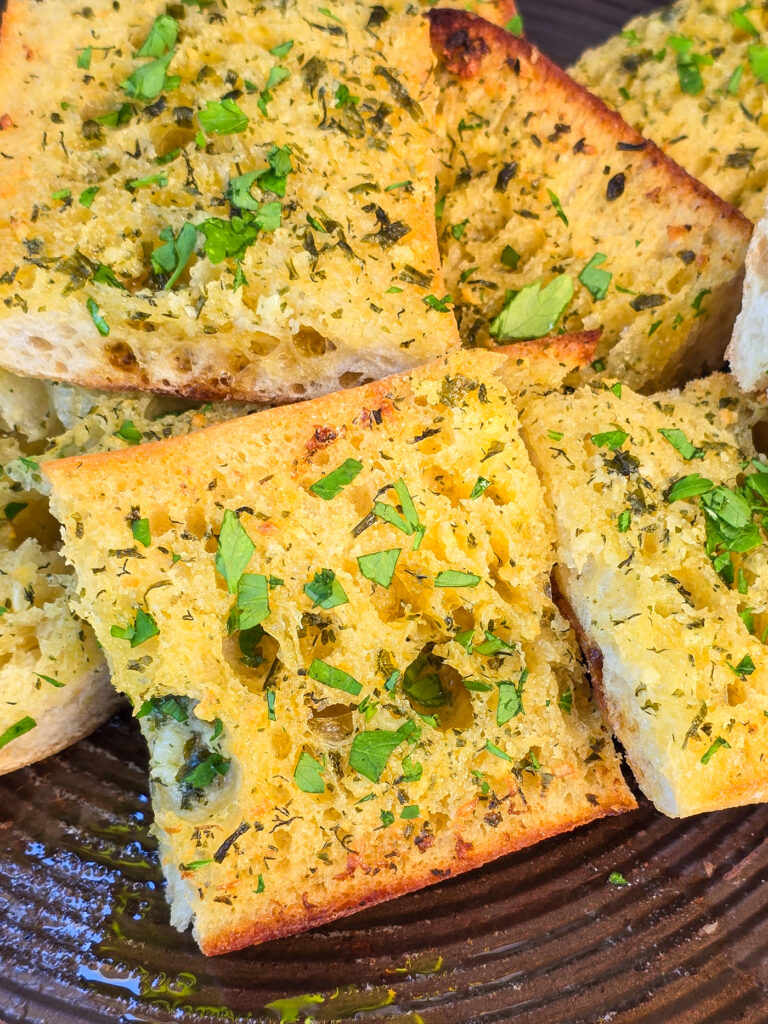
[
  {"left": 572, "top": 0, "right": 768, "bottom": 222},
  {"left": 0, "top": 0, "right": 457, "bottom": 401},
  {"left": 429, "top": 9, "right": 752, "bottom": 392},
  {"left": 46, "top": 349, "right": 634, "bottom": 954},
  {"left": 0, "top": 372, "right": 258, "bottom": 774},
  {"left": 523, "top": 373, "right": 768, "bottom": 817}
]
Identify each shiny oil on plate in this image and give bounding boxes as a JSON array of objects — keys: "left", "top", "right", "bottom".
[{"left": 3, "top": 1, "right": 768, "bottom": 1021}]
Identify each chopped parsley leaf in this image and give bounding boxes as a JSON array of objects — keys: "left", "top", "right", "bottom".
[
  {"left": 659, "top": 428, "right": 704, "bottom": 460},
  {"left": 309, "top": 458, "right": 362, "bottom": 499},
  {"left": 423, "top": 294, "right": 453, "bottom": 313},
  {"left": 591, "top": 429, "right": 628, "bottom": 450},
  {"left": 750, "top": 44, "right": 768, "bottom": 84},
  {"left": 469, "top": 476, "right": 491, "bottom": 499},
  {"left": 86, "top": 297, "right": 109, "bottom": 336},
  {"left": 400, "top": 804, "right": 419, "bottom": 819},
  {"left": 435, "top": 570, "right": 480, "bottom": 588},
  {"left": 79, "top": 186, "right": 100, "bottom": 208},
  {"left": 373, "top": 479, "right": 425, "bottom": 550},
  {"left": 579, "top": 253, "right": 612, "bottom": 301},
  {"left": 500, "top": 244, "right": 520, "bottom": 270},
  {"left": 235, "top": 573, "right": 271, "bottom": 631},
  {"left": 151, "top": 221, "right": 197, "bottom": 290},
  {"left": 489, "top": 275, "right": 573, "bottom": 341},
  {"left": 380, "top": 809, "right": 395, "bottom": 828},
  {"left": 727, "top": 654, "right": 756, "bottom": 677},
  {"left": 132, "top": 517, "right": 151, "bottom": 547},
  {"left": 34, "top": 673, "right": 65, "bottom": 688},
  {"left": 304, "top": 568, "right": 348, "bottom": 609},
  {"left": 0, "top": 716, "right": 36, "bottom": 751},
  {"left": 137, "top": 14, "right": 179, "bottom": 58},
  {"left": 198, "top": 98, "right": 249, "bottom": 135},
  {"left": 558, "top": 689, "right": 573, "bottom": 714},
  {"left": 294, "top": 751, "right": 325, "bottom": 793},
  {"left": 357, "top": 548, "right": 400, "bottom": 588},
  {"left": 77, "top": 46, "right": 93, "bottom": 70},
  {"left": 257, "top": 66, "right": 290, "bottom": 116},
  {"left": 349, "top": 720, "right": 417, "bottom": 782},
  {"left": 617, "top": 509, "right": 632, "bottom": 533},
  {"left": 270, "top": 40, "right": 294, "bottom": 57},
  {"left": 496, "top": 669, "right": 527, "bottom": 726},
  {"left": 484, "top": 739, "right": 512, "bottom": 762},
  {"left": 664, "top": 473, "right": 714, "bottom": 502},
  {"left": 214, "top": 509, "right": 255, "bottom": 594},
  {"left": 547, "top": 189, "right": 568, "bottom": 226},
  {"left": 115, "top": 420, "right": 142, "bottom": 445},
  {"left": 110, "top": 608, "right": 159, "bottom": 648},
  {"left": 335, "top": 83, "right": 360, "bottom": 108},
  {"left": 608, "top": 871, "right": 628, "bottom": 886},
  {"left": 308, "top": 659, "right": 362, "bottom": 696},
  {"left": 126, "top": 172, "right": 167, "bottom": 191},
  {"left": 701, "top": 736, "right": 730, "bottom": 764},
  {"left": 122, "top": 52, "right": 179, "bottom": 103}
]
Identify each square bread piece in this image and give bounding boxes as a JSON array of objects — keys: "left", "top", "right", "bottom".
[
  {"left": 571, "top": 0, "right": 768, "bottom": 223},
  {"left": 0, "top": 372, "right": 258, "bottom": 774},
  {"left": 0, "top": 0, "right": 457, "bottom": 401},
  {"left": 46, "top": 349, "right": 634, "bottom": 954},
  {"left": 429, "top": 9, "right": 751, "bottom": 392},
  {"left": 523, "top": 373, "right": 768, "bottom": 817}
]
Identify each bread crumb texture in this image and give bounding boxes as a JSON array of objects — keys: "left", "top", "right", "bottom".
[
  {"left": 429, "top": 9, "right": 751, "bottom": 392},
  {"left": 523, "top": 373, "right": 768, "bottom": 816},
  {"left": 0, "top": 366, "right": 259, "bottom": 772},
  {"left": 572, "top": 0, "right": 768, "bottom": 223},
  {"left": 0, "top": 0, "right": 456, "bottom": 400},
  {"left": 45, "top": 350, "right": 633, "bottom": 954}
]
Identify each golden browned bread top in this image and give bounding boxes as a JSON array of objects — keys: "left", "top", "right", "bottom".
[
  {"left": 429, "top": 9, "right": 751, "bottom": 391},
  {"left": 0, "top": 0, "right": 457, "bottom": 401},
  {"left": 572, "top": 0, "right": 768, "bottom": 222},
  {"left": 46, "top": 348, "right": 633, "bottom": 954},
  {"left": 524, "top": 372, "right": 768, "bottom": 816}
]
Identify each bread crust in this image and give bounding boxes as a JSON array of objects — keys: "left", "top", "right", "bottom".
[
  {"left": 429, "top": 9, "right": 752, "bottom": 391},
  {"left": 0, "top": 0, "right": 458, "bottom": 401},
  {"left": 199, "top": 792, "right": 633, "bottom": 955},
  {"left": 46, "top": 349, "right": 634, "bottom": 954}
]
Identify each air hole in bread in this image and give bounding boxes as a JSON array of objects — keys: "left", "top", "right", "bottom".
[
  {"left": 106, "top": 340, "right": 139, "bottom": 370},
  {"left": 294, "top": 326, "right": 334, "bottom": 358},
  {"left": 400, "top": 643, "right": 474, "bottom": 732},
  {"left": 338, "top": 371, "right": 370, "bottom": 390},
  {"left": 307, "top": 701, "right": 355, "bottom": 744},
  {"left": 28, "top": 335, "right": 54, "bottom": 353},
  {"left": 151, "top": 124, "right": 197, "bottom": 157},
  {"left": 223, "top": 625, "right": 281, "bottom": 695}
]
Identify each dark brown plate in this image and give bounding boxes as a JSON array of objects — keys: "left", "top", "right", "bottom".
[{"left": 4, "top": 3, "right": 768, "bottom": 1022}]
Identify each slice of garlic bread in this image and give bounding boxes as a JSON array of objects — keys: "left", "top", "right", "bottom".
[
  {"left": 727, "top": 209, "right": 768, "bottom": 393},
  {"left": 0, "top": 0, "right": 456, "bottom": 401},
  {"left": 0, "top": 373, "right": 259, "bottom": 774},
  {"left": 429, "top": 9, "right": 751, "bottom": 392},
  {"left": 523, "top": 373, "right": 768, "bottom": 816},
  {"left": 571, "top": 0, "right": 768, "bottom": 223},
  {"left": 46, "top": 349, "right": 634, "bottom": 954}
]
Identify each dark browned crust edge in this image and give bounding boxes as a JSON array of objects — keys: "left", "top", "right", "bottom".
[
  {"left": 200, "top": 792, "right": 635, "bottom": 955},
  {"left": 427, "top": 9, "right": 752, "bottom": 236},
  {"left": 497, "top": 331, "right": 600, "bottom": 368}
]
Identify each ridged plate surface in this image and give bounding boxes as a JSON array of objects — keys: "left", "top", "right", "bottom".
[{"left": 4, "top": 2, "right": 768, "bottom": 1022}]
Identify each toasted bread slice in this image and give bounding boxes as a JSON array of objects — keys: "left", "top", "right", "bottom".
[
  {"left": 727, "top": 209, "right": 768, "bottom": 392},
  {"left": 429, "top": 9, "right": 751, "bottom": 392},
  {"left": 0, "top": 372, "right": 259, "bottom": 774},
  {"left": 523, "top": 372, "right": 768, "bottom": 816},
  {"left": 46, "top": 349, "right": 634, "bottom": 954},
  {"left": 571, "top": 0, "right": 768, "bottom": 223},
  {"left": 0, "top": 0, "right": 457, "bottom": 401}
]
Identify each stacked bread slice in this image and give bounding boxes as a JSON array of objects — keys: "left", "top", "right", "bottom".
[
  {"left": 523, "top": 373, "right": 768, "bottom": 816},
  {"left": 0, "top": 0, "right": 458, "bottom": 401},
  {"left": 0, "top": 374, "right": 258, "bottom": 773},
  {"left": 571, "top": 0, "right": 768, "bottom": 221},
  {"left": 429, "top": 9, "right": 751, "bottom": 391}
]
